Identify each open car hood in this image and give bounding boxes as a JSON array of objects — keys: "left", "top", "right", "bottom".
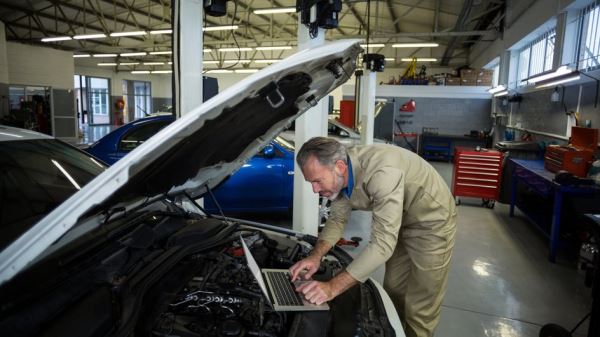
[{"left": 0, "top": 40, "right": 362, "bottom": 285}]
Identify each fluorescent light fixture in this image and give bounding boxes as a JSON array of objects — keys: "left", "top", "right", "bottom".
[
  {"left": 235, "top": 69, "right": 259, "bottom": 73},
  {"left": 384, "top": 58, "right": 395, "bottom": 61},
  {"left": 150, "top": 29, "right": 172, "bottom": 34},
  {"left": 120, "top": 52, "right": 147, "bottom": 57},
  {"left": 536, "top": 74, "right": 581, "bottom": 88},
  {"left": 110, "top": 31, "right": 147, "bottom": 37},
  {"left": 400, "top": 58, "right": 437, "bottom": 62},
  {"left": 487, "top": 85, "right": 506, "bottom": 94},
  {"left": 52, "top": 160, "right": 81, "bottom": 190},
  {"left": 204, "top": 25, "right": 239, "bottom": 32},
  {"left": 149, "top": 51, "right": 172, "bottom": 55},
  {"left": 73, "top": 33, "right": 107, "bottom": 40},
  {"left": 254, "top": 59, "right": 280, "bottom": 63},
  {"left": 494, "top": 90, "right": 509, "bottom": 97},
  {"left": 219, "top": 47, "right": 253, "bottom": 52},
  {"left": 203, "top": 48, "right": 212, "bottom": 53},
  {"left": 255, "top": 46, "right": 293, "bottom": 51},
  {"left": 119, "top": 62, "right": 139, "bottom": 66},
  {"left": 207, "top": 69, "right": 234, "bottom": 73},
  {"left": 144, "top": 62, "right": 164, "bottom": 65},
  {"left": 393, "top": 43, "right": 439, "bottom": 48},
  {"left": 360, "top": 44, "right": 386, "bottom": 48},
  {"left": 98, "top": 63, "right": 118, "bottom": 66},
  {"left": 203, "top": 60, "right": 220, "bottom": 64},
  {"left": 41, "top": 36, "right": 72, "bottom": 42},
  {"left": 168, "top": 61, "right": 173, "bottom": 65},
  {"left": 131, "top": 70, "right": 151, "bottom": 74},
  {"left": 151, "top": 70, "right": 173, "bottom": 74},
  {"left": 73, "top": 54, "right": 91, "bottom": 58},
  {"left": 523, "top": 66, "right": 574, "bottom": 84},
  {"left": 253, "top": 7, "right": 296, "bottom": 14},
  {"left": 93, "top": 53, "right": 118, "bottom": 57},
  {"left": 224, "top": 59, "right": 252, "bottom": 63}
]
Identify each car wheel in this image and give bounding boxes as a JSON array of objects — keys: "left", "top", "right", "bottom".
[{"left": 319, "top": 197, "right": 331, "bottom": 226}]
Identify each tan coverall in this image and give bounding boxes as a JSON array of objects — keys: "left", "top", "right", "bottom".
[{"left": 319, "top": 144, "right": 457, "bottom": 337}]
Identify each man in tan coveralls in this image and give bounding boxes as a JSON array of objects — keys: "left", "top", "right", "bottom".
[{"left": 290, "top": 137, "right": 457, "bottom": 337}]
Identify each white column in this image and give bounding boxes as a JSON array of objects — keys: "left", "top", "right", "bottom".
[
  {"left": 358, "top": 68, "right": 376, "bottom": 145},
  {"left": 174, "top": 0, "right": 203, "bottom": 117},
  {"left": 293, "top": 19, "right": 326, "bottom": 236}
]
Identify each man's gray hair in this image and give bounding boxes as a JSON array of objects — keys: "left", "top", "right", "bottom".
[{"left": 296, "top": 137, "right": 347, "bottom": 168}]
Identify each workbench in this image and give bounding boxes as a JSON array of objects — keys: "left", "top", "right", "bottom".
[
  {"left": 509, "top": 159, "right": 600, "bottom": 262},
  {"left": 420, "top": 133, "right": 487, "bottom": 161}
]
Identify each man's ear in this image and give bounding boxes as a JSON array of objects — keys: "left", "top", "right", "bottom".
[{"left": 334, "top": 160, "right": 347, "bottom": 175}]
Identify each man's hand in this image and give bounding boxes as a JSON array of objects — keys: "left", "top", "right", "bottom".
[
  {"left": 289, "top": 255, "right": 321, "bottom": 282},
  {"left": 295, "top": 281, "right": 335, "bottom": 305}
]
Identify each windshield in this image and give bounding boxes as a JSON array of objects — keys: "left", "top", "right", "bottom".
[
  {"left": 274, "top": 136, "right": 295, "bottom": 151},
  {"left": 0, "top": 139, "right": 106, "bottom": 250}
]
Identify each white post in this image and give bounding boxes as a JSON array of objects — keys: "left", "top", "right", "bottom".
[
  {"left": 174, "top": 0, "right": 203, "bottom": 117},
  {"left": 359, "top": 68, "right": 376, "bottom": 145},
  {"left": 293, "top": 17, "right": 326, "bottom": 236}
]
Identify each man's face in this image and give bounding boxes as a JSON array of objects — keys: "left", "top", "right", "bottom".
[{"left": 301, "top": 155, "right": 346, "bottom": 199}]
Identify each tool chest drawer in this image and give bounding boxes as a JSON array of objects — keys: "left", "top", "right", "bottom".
[{"left": 452, "top": 147, "right": 504, "bottom": 202}]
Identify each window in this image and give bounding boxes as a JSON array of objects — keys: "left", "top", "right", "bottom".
[
  {"left": 517, "top": 28, "right": 556, "bottom": 85},
  {"left": 578, "top": 1, "right": 600, "bottom": 71},
  {"left": 134, "top": 81, "right": 152, "bottom": 119},
  {"left": 118, "top": 121, "right": 169, "bottom": 152}
]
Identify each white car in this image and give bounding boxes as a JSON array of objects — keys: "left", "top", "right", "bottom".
[{"left": 0, "top": 40, "right": 402, "bottom": 337}]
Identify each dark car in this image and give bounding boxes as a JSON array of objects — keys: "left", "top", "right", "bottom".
[{"left": 0, "top": 40, "right": 402, "bottom": 337}]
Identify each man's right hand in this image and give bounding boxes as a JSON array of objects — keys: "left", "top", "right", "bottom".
[{"left": 289, "top": 255, "right": 321, "bottom": 282}]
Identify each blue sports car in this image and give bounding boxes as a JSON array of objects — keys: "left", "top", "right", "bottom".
[{"left": 85, "top": 115, "right": 296, "bottom": 214}]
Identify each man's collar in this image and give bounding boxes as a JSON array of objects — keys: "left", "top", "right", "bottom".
[{"left": 342, "top": 156, "right": 354, "bottom": 199}]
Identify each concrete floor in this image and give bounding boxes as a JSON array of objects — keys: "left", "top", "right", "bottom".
[{"left": 247, "top": 161, "right": 593, "bottom": 337}]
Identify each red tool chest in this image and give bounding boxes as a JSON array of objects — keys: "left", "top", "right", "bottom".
[{"left": 452, "top": 147, "right": 504, "bottom": 208}]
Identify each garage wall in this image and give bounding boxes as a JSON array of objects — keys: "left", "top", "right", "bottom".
[{"left": 0, "top": 23, "right": 9, "bottom": 118}]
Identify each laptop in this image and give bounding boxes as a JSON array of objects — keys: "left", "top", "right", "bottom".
[{"left": 240, "top": 236, "right": 329, "bottom": 311}]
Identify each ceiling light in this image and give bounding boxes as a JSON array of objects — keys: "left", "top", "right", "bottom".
[
  {"left": 203, "top": 49, "right": 212, "bottom": 53},
  {"left": 119, "top": 62, "right": 139, "bottom": 66},
  {"left": 224, "top": 59, "right": 252, "bottom": 63},
  {"left": 219, "top": 47, "right": 253, "bottom": 52},
  {"left": 254, "top": 59, "right": 280, "bottom": 63},
  {"left": 536, "top": 74, "right": 581, "bottom": 88},
  {"left": 360, "top": 44, "right": 385, "bottom": 48},
  {"left": 393, "top": 43, "right": 439, "bottom": 48},
  {"left": 523, "top": 66, "right": 574, "bottom": 84},
  {"left": 120, "top": 52, "right": 147, "bottom": 57},
  {"left": 131, "top": 70, "right": 150, "bottom": 74},
  {"left": 203, "top": 60, "right": 220, "bottom": 64},
  {"left": 41, "top": 36, "right": 72, "bottom": 42},
  {"left": 93, "top": 53, "right": 118, "bottom": 57},
  {"left": 150, "top": 29, "right": 172, "bottom": 34},
  {"left": 204, "top": 25, "right": 239, "bottom": 32},
  {"left": 400, "top": 58, "right": 437, "bottom": 62},
  {"left": 235, "top": 69, "right": 259, "bottom": 73},
  {"left": 255, "top": 46, "right": 293, "bottom": 51},
  {"left": 110, "top": 31, "right": 147, "bottom": 37},
  {"left": 73, "top": 54, "right": 91, "bottom": 58},
  {"left": 149, "top": 51, "right": 172, "bottom": 55},
  {"left": 494, "top": 90, "right": 509, "bottom": 97},
  {"left": 98, "top": 63, "right": 117, "bottom": 66},
  {"left": 253, "top": 7, "right": 296, "bottom": 14},
  {"left": 384, "top": 58, "right": 395, "bottom": 61},
  {"left": 487, "top": 85, "right": 506, "bottom": 94},
  {"left": 168, "top": 61, "right": 173, "bottom": 65},
  {"left": 144, "top": 62, "right": 164, "bottom": 65},
  {"left": 73, "top": 33, "right": 107, "bottom": 40},
  {"left": 151, "top": 70, "right": 173, "bottom": 74},
  {"left": 206, "top": 69, "right": 234, "bottom": 73}
]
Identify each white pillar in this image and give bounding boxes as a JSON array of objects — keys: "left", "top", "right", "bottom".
[
  {"left": 174, "top": 0, "right": 203, "bottom": 117},
  {"left": 293, "top": 19, "right": 326, "bottom": 236},
  {"left": 358, "top": 69, "right": 376, "bottom": 145}
]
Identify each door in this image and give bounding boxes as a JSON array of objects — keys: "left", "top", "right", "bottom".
[{"left": 86, "top": 77, "right": 110, "bottom": 125}]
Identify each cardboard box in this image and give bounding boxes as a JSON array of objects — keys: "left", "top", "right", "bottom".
[
  {"left": 476, "top": 78, "right": 492, "bottom": 86},
  {"left": 461, "top": 78, "right": 477, "bottom": 86},
  {"left": 445, "top": 77, "right": 461, "bottom": 86},
  {"left": 477, "top": 69, "right": 494, "bottom": 79},
  {"left": 460, "top": 69, "right": 477, "bottom": 79}
]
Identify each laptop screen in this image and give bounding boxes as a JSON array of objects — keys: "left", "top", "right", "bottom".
[{"left": 240, "top": 235, "right": 272, "bottom": 304}]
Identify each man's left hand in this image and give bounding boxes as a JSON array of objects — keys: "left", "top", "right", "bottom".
[{"left": 295, "top": 280, "right": 335, "bottom": 305}]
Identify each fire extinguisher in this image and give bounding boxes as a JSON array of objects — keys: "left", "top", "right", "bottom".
[{"left": 114, "top": 98, "right": 125, "bottom": 125}]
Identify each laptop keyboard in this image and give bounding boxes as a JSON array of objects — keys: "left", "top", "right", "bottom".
[{"left": 265, "top": 271, "right": 304, "bottom": 306}]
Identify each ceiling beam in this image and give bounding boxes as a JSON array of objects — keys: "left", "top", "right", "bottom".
[{"left": 386, "top": 0, "right": 400, "bottom": 33}]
